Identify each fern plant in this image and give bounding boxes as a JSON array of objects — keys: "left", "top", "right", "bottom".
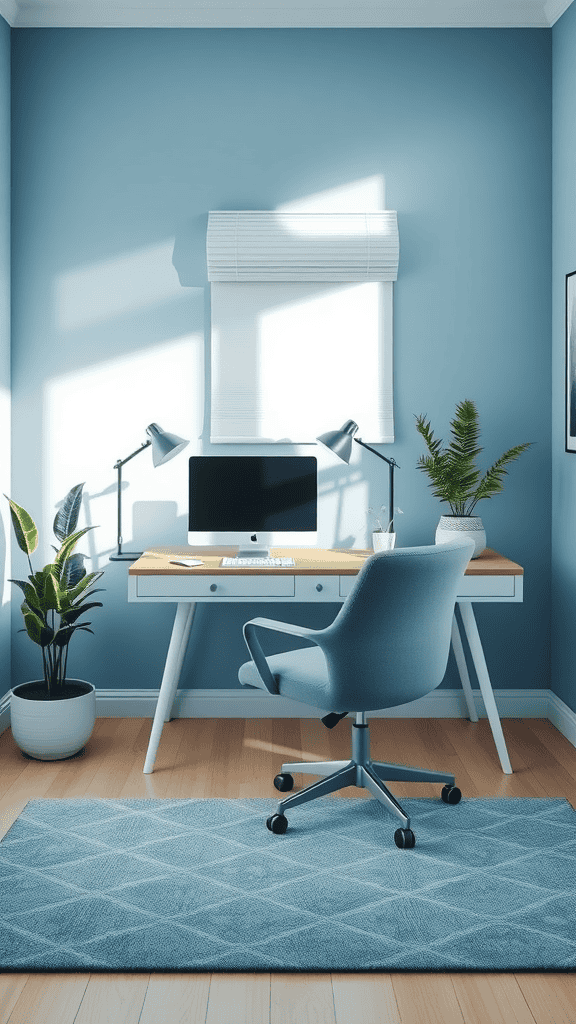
[
  {"left": 5, "top": 483, "right": 104, "bottom": 697},
  {"left": 415, "top": 400, "right": 533, "bottom": 517}
]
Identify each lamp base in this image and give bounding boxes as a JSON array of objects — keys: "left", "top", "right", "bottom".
[{"left": 109, "top": 551, "right": 143, "bottom": 561}]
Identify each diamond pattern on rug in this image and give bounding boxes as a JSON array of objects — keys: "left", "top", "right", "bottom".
[
  {"left": 509, "top": 891, "right": 576, "bottom": 943},
  {"left": 45, "top": 851, "right": 181, "bottom": 891},
  {"left": 1, "top": 796, "right": 575, "bottom": 971},
  {"left": 193, "top": 849, "right": 317, "bottom": 892}
]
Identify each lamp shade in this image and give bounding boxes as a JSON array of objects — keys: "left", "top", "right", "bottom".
[
  {"left": 316, "top": 420, "right": 359, "bottom": 464},
  {"left": 146, "top": 423, "right": 189, "bottom": 468}
]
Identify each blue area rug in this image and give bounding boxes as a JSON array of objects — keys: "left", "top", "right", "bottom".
[{"left": 1, "top": 796, "right": 576, "bottom": 971}]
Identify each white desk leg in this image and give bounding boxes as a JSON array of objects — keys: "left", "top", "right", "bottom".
[
  {"left": 458, "top": 600, "right": 513, "bottom": 775},
  {"left": 164, "top": 602, "right": 196, "bottom": 723},
  {"left": 451, "top": 612, "right": 478, "bottom": 722},
  {"left": 143, "top": 602, "right": 196, "bottom": 774}
]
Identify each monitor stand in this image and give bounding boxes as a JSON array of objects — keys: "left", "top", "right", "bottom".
[{"left": 236, "top": 533, "right": 270, "bottom": 558}]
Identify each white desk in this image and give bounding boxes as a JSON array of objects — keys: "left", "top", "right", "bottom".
[{"left": 128, "top": 546, "right": 523, "bottom": 775}]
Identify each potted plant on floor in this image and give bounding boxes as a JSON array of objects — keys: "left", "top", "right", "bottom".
[
  {"left": 415, "top": 399, "right": 533, "bottom": 558},
  {"left": 6, "top": 482, "right": 104, "bottom": 760}
]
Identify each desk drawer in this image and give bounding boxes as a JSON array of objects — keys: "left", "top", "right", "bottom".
[
  {"left": 337, "top": 574, "right": 517, "bottom": 600},
  {"left": 294, "top": 576, "right": 340, "bottom": 601},
  {"left": 339, "top": 576, "right": 357, "bottom": 599},
  {"left": 136, "top": 575, "right": 295, "bottom": 599},
  {"left": 456, "top": 575, "right": 516, "bottom": 598}
]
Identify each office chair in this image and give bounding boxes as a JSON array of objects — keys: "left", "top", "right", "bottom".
[{"left": 238, "top": 539, "right": 475, "bottom": 848}]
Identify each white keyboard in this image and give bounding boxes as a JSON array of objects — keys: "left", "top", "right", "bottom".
[{"left": 220, "top": 556, "right": 296, "bottom": 568}]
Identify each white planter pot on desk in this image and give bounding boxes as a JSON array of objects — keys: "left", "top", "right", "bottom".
[
  {"left": 435, "top": 515, "right": 486, "bottom": 558},
  {"left": 372, "top": 532, "right": 396, "bottom": 552}
]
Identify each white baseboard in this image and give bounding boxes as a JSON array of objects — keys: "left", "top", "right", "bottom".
[
  {"left": 92, "top": 686, "right": 554, "bottom": 721},
  {"left": 547, "top": 689, "right": 576, "bottom": 750},
  {"left": 1, "top": 687, "right": 574, "bottom": 751}
]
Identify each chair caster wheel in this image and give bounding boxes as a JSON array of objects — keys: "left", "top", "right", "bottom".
[
  {"left": 274, "top": 773, "right": 294, "bottom": 792},
  {"left": 266, "top": 814, "right": 288, "bottom": 834},
  {"left": 394, "top": 827, "right": 416, "bottom": 849},
  {"left": 441, "top": 784, "right": 462, "bottom": 804}
]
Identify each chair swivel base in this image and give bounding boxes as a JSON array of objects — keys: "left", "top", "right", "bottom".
[{"left": 266, "top": 718, "right": 461, "bottom": 848}]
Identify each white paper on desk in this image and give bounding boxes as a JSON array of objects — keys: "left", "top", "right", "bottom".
[{"left": 169, "top": 559, "right": 204, "bottom": 567}]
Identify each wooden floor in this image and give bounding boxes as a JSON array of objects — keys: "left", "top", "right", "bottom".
[{"left": 0, "top": 714, "right": 575, "bottom": 1023}]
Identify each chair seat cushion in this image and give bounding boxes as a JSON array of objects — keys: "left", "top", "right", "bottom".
[{"left": 239, "top": 646, "right": 335, "bottom": 712}]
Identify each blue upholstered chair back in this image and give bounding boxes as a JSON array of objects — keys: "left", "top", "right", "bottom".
[{"left": 312, "top": 541, "right": 474, "bottom": 712}]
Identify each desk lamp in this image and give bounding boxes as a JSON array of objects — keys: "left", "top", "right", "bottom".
[
  {"left": 110, "top": 422, "right": 189, "bottom": 561},
  {"left": 316, "top": 419, "right": 400, "bottom": 531}
]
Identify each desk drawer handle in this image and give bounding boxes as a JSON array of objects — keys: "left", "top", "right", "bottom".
[
  {"left": 210, "top": 584, "right": 217, "bottom": 592},
  {"left": 316, "top": 583, "right": 323, "bottom": 592}
]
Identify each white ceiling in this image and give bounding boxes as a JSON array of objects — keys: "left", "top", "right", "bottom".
[{"left": 0, "top": 0, "right": 572, "bottom": 28}]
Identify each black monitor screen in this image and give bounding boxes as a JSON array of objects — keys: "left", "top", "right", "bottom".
[{"left": 189, "top": 456, "right": 317, "bottom": 532}]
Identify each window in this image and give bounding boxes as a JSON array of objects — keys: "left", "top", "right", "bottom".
[{"left": 207, "top": 211, "right": 399, "bottom": 444}]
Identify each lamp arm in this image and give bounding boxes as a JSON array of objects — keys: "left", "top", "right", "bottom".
[
  {"left": 354, "top": 438, "right": 400, "bottom": 534},
  {"left": 353, "top": 437, "right": 399, "bottom": 470},
  {"left": 113, "top": 439, "right": 151, "bottom": 471}
]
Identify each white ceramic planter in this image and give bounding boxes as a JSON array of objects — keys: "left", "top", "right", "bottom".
[
  {"left": 435, "top": 515, "right": 486, "bottom": 558},
  {"left": 372, "top": 531, "right": 396, "bottom": 552},
  {"left": 10, "top": 680, "right": 96, "bottom": 761}
]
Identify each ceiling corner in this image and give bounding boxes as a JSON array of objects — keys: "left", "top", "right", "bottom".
[
  {"left": 0, "top": 0, "right": 17, "bottom": 26},
  {"left": 544, "top": 0, "right": 575, "bottom": 25}
]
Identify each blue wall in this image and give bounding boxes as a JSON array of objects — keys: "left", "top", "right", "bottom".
[
  {"left": 9, "top": 28, "right": 551, "bottom": 696},
  {"left": 552, "top": 6, "right": 576, "bottom": 714},
  {"left": 0, "top": 13, "right": 9, "bottom": 702}
]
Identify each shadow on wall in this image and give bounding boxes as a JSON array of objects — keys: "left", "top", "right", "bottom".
[
  {"left": 81, "top": 493, "right": 183, "bottom": 561},
  {"left": 131, "top": 500, "right": 181, "bottom": 551},
  {"left": 172, "top": 215, "right": 209, "bottom": 288}
]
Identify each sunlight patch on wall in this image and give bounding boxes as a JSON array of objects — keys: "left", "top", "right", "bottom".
[
  {"left": 258, "top": 282, "right": 386, "bottom": 439},
  {"left": 277, "top": 175, "right": 385, "bottom": 213},
  {"left": 314, "top": 456, "right": 366, "bottom": 548},
  {"left": 54, "top": 238, "right": 185, "bottom": 331},
  {"left": 210, "top": 281, "right": 390, "bottom": 443},
  {"left": 43, "top": 336, "right": 203, "bottom": 566},
  {"left": 277, "top": 173, "right": 389, "bottom": 546},
  {"left": 325, "top": 469, "right": 369, "bottom": 549}
]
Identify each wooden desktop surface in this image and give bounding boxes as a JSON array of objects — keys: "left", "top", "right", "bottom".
[{"left": 128, "top": 546, "right": 523, "bottom": 577}]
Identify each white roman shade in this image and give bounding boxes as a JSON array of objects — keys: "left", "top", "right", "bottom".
[{"left": 207, "top": 210, "right": 399, "bottom": 282}]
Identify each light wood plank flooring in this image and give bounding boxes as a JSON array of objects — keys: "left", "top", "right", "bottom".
[{"left": 0, "top": 715, "right": 575, "bottom": 1024}]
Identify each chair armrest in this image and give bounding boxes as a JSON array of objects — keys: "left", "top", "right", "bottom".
[
  {"left": 245, "top": 616, "right": 322, "bottom": 640},
  {"left": 242, "top": 617, "right": 322, "bottom": 695}
]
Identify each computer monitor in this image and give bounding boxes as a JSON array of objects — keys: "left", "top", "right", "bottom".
[{"left": 188, "top": 456, "right": 317, "bottom": 556}]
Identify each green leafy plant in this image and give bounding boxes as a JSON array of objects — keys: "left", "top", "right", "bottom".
[
  {"left": 5, "top": 483, "right": 104, "bottom": 697},
  {"left": 415, "top": 400, "right": 533, "bottom": 517}
]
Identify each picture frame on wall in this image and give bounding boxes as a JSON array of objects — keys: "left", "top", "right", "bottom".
[{"left": 566, "top": 271, "right": 576, "bottom": 452}]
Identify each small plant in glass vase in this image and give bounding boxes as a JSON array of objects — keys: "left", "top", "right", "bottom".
[
  {"left": 368, "top": 505, "right": 403, "bottom": 551},
  {"left": 5, "top": 482, "right": 105, "bottom": 760},
  {"left": 415, "top": 399, "right": 533, "bottom": 558}
]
